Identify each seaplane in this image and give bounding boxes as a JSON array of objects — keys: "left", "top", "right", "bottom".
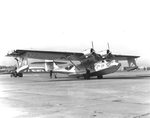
[{"left": 6, "top": 42, "right": 139, "bottom": 79}]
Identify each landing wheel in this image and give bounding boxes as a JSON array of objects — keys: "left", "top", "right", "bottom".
[
  {"left": 97, "top": 75, "right": 103, "bottom": 79},
  {"left": 18, "top": 73, "right": 23, "bottom": 77},
  {"left": 84, "top": 69, "right": 90, "bottom": 79},
  {"left": 84, "top": 75, "right": 90, "bottom": 79},
  {"left": 13, "top": 71, "right": 18, "bottom": 77}
]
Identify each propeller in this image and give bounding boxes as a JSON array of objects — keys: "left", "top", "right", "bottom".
[
  {"left": 91, "top": 41, "right": 102, "bottom": 61},
  {"left": 106, "top": 43, "right": 115, "bottom": 59},
  {"left": 92, "top": 41, "right": 94, "bottom": 49},
  {"left": 107, "top": 43, "right": 110, "bottom": 50},
  {"left": 107, "top": 43, "right": 111, "bottom": 54},
  {"left": 90, "top": 41, "right": 95, "bottom": 54}
]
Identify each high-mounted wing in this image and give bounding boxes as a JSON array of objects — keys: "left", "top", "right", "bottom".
[
  {"left": 113, "top": 54, "right": 140, "bottom": 70},
  {"left": 6, "top": 49, "right": 84, "bottom": 61},
  {"left": 113, "top": 54, "right": 140, "bottom": 61}
]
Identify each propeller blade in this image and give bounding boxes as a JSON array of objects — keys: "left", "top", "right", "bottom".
[
  {"left": 92, "top": 41, "right": 94, "bottom": 49},
  {"left": 107, "top": 43, "right": 110, "bottom": 50}
]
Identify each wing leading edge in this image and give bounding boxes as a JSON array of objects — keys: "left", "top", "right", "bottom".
[
  {"left": 6, "top": 49, "right": 84, "bottom": 61},
  {"left": 6, "top": 50, "right": 140, "bottom": 61},
  {"left": 114, "top": 54, "right": 140, "bottom": 61}
]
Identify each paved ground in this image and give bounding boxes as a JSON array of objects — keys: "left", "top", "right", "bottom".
[{"left": 0, "top": 71, "right": 150, "bottom": 118}]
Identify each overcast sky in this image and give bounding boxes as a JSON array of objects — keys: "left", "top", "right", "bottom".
[{"left": 0, "top": 0, "right": 150, "bottom": 66}]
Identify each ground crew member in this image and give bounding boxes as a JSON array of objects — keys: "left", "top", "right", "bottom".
[{"left": 50, "top": 70, "right": 53, "bottom": 78}]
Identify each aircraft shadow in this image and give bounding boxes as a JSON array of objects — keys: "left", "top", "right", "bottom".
[
  {"left": 104, "top": 75, "right": 150, "bottom": 79},
  {"left": 32, "top": 75, "right": 150, "bottom": 83}
]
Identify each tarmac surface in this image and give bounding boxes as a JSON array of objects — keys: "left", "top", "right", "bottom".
[{"left": 0, "top": 71, "right": 150, "bottom": 118}]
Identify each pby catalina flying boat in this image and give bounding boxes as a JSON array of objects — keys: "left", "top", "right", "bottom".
[{"left": 6, "top": 43, "right": 139, "bottom": 79}]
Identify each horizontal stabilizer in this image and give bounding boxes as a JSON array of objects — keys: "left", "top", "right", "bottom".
[
  {"left": 31, "top": 61, "right": 67, "bottom": 72},
  {"left": 31, "top": 61, "right": 67, "bottom": 65}
]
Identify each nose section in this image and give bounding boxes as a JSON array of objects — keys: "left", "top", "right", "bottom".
[
  {"left": 112, "top": 61, "right": 121, "bottom": 71},
  {"left": 113, "top": 60, "right": 121, "bottom": 66},
  {"left": 112, "top": 61, "right": 121, "bottom": 67},
  {"left": 116, "top": 62, "right": 121, "bottom": 68}
]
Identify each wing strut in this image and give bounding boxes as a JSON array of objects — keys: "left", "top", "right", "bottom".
[
  {"left": 127, "top": 58, "right": 138, "bottom": 71},
  {"left": 67, "top": 58, "right": 80, "bottom": 70}
]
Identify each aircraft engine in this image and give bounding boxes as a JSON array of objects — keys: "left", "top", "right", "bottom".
[
  {"left": 82, "top": 48, "right": 95, "bottom": 58},
  {"left": 98, "top": 49, "right": 114, "bottom": 59},
  {"left": 98, "top": 50, "right": 108, "bottom": 57},
  {"left": 81, "top": 48, "right": 103, "bottom": 62}
]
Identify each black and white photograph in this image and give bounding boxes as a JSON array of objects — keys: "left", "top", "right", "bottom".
[{"left": 0, "top": 0, "right": 150, "bottom": 118}]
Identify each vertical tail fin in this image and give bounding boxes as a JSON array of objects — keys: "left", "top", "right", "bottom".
[
  {"left": 15, "top": 55, "right": 29, "bottom": 73},
  {"left": 15, "top": 56, "right": 28, "bottom": 68}
]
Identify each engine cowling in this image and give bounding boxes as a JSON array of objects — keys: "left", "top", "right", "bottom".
[
  {"left": 82, "top": 48, "right": 95, "bottom": 58},
  {"left": 81, "top": 48, "right": 102, "bottom": 62},
  {"left": 98, "top": 50, "right": 108, "bottom": 57},
  {"left": 98, "top": 49, "right": 114, "bottom": 59}
]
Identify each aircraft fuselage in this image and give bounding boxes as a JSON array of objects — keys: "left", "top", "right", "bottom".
[{"left": 53, "top": 59, "right": 121, "bottom": 78}]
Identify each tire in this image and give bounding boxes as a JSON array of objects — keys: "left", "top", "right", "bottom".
[
  {"left": 84, "top": 75, "right": 90, "bottom": 79},
  {"left": 97, "top": 75, "right": 103, "bottom": 79},
  {"left": 18, "top": 73, "right": 23, "bottom": 77},
  {"left": 84, "top": 69, "right": 91, "bottom": 79},
  {"left": 13, "top": 72, "right": 18, "bottom": 77}
]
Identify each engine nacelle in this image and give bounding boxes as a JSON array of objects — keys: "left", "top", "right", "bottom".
[
  {"left": 98, "top": 50, "right": 111, "bottom": 58},
  {"left": 98, "top": 49, "right": 115, "bottom": 60},
  {"left": 98, "top": 50, "right": 107, "bottom": 56},
  {"left": 82, "top": 48, "right": 94, "bottom": 58}
]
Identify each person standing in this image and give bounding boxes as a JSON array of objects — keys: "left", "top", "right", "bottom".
[{"left": 50, "top": 70, "right": 53, "bottom": 78}]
